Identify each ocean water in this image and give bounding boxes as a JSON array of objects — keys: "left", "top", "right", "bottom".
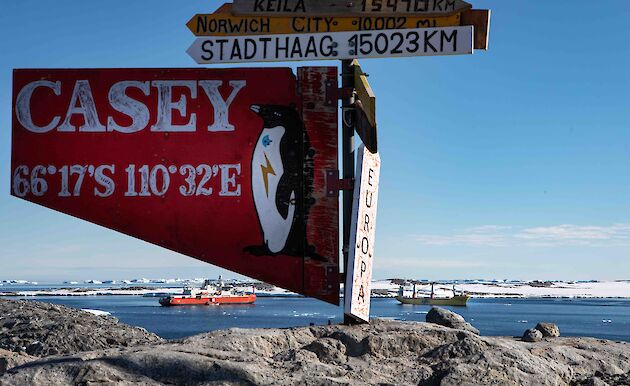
[{"left": 5, "top": 296, "right": 629, "bottom": 342}]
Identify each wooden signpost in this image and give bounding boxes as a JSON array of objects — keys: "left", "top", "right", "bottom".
[
  {"left": 187, "top": 26, "right": 473, "bottom": 64},
  {"left": 8, "top": 0, "right": 491, "bottom": 326},
  {"left": 189, "top": 0, "right": 490, "bottom": 323},
  {"left": 232, "top": 0, "right": 472, "bottom": 17}
]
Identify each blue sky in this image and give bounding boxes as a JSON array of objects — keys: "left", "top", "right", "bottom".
[{"left": 0, "top": 1, "right": 629, "bottom": 282}]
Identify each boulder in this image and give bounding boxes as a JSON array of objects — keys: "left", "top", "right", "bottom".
[
  {"left": 303, "top": 337, "right": 347, "bottom": 364},
  {"left": 426, "top": 307, "right": 480, "bottom": 335},
  {"left": 0, "top": 349, "right": 35, "bottom": 375},
  {"left": 0, "top": 299, "right": 162, "bottom": 357},
  {"left": 523, "top": 328, "right": 544, "bottom": 342},
  {"left": 536, "top": 323, "right": 560, "bottom": 338}
]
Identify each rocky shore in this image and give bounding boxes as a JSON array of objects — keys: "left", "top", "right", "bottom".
[
  {"left": 0, "top": 299, "right": 162, "bottom": 358},
  {"left": 1, "top": 299, "right": 629, "bottom": 385}
]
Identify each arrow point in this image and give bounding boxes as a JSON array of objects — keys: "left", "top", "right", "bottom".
[{"left": 186, "top": 16, "right": 198, "bottom": 35}]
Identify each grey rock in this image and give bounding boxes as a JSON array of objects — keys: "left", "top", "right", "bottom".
[
  {"left": 0, "top": 299, "right": 162, "bottom": 357},
  {"left": 0, "top": 349, "right": 35, "bottom": 375},
  {"left": 3, "top": 319, "right": 629, "bottom": 386},
  {"left": 573, "top": 371, "right": 630, "bottom": 386},
  {"left": 1, "top": 300, "right": 630, "bottom": 386},
  {"left": 523, "top": 328, "right": 544, "bottom": 342},
  {"left": 303, "top": 337, "right": 347, "bottom": 364},
  {"left": 426, "top": 307, "right": 480, "bottom": 335},
  {"left": 536, "top": 322, "right": 560, "bottom": 338}
]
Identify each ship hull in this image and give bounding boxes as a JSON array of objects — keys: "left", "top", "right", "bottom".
[
  {"left": 160, "top": 294, "right": 256, "bottom": 306},
  {"left": 395, "top": 295, "right": 470, "bottom": 306}
]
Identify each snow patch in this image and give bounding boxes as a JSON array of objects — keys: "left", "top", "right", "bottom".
[{"left": 82, "top": 309, "right": 111, "bottom": 316}]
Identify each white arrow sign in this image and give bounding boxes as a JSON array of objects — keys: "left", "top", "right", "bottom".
[
  {"left": 187, "top": 26, "right": 473, "bottom": 64},
  {"left": 345, "top": 145, "right": 381, "bottom": 323}
]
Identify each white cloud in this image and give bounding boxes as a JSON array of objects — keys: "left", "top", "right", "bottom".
[
  {"left": 466, "top": 225, "right": 513, "bottom": 233},
  {"left": 515, "top": 224, "right": 630, "bottom": 242},
  {"left": 415, "top": 233, "right": 507, "bottom": 247},
  {"left": 375, "top": 259, "right": 489, "bottom": 269},
  {"left": 416, "top": 224, "right": 511, "bottom": 247},
  {"left": 415, "top": 224, "right": 630, "bottom": 247}
]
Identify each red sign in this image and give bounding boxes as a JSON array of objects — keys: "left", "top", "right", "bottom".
[{"left": 11, "top": 67, "right": 339, "bottom": 304}]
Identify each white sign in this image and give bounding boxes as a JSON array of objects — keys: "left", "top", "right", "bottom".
[
  {"left": 344, "top": 145, "right": 381, "bottom": 322},
  {"left": 187, "top": 26, "right": 473, "bottom": 64}
]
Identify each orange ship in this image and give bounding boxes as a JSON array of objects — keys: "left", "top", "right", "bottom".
[{"left": 159, "top": 279, "right": 256, "bottom": 306}]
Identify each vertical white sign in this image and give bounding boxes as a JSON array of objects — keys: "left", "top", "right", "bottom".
[{"left": 345, "top": 145, "right": 381, "bottom": 322}]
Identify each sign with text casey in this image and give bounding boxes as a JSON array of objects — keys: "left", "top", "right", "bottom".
[
  {"left": 187, "top": 26, "right": 473, "bottom": 64},
  {"left": 11, "top": 68, "right": 339, "bottom": 304},
  {"left": 345, "top": 146, "right": 381, "bottom": 322}
]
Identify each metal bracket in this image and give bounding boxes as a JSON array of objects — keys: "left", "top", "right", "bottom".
[
  {"left": 325, "top": 82, "right": 354, "bottom": 106},
  {"left": 326, "top": 170, "right": 354, "bottom": 197},
  {"left": 341, "top": 107, "right": 356, "bottom": 128}
]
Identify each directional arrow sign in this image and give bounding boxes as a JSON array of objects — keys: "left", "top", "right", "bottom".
[
  {"left": 187, "top": 26, "right": 473, "bottom": 64},
  {"left": 353, "top": 60, "right": 377, "bottom": 153},
  {"left": 188, "top": 3, "right": 461, "bottom": 36},
  {"left": 233, "top": 0, "right": 472, "bottom": 17}
]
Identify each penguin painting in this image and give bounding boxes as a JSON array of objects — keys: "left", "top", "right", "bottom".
[{"left": 245, "top": 104, "right": 324, "bottom": 261}]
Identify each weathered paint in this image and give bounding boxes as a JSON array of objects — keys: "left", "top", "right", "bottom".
[
  {"left": 11, "top": 68, "right": 339, "bottom": 305},
  {"left": 232, "top": 0, "right": 472, "bottom": 17},
  {"left": 344, "top": 145, "right": 381, "bottom": 322},
  {"left": 188, "top": 3, "right": 461, "bottom": 36},
  {"left": 299, "top": 67, "right": 340, "bottom": 300}
]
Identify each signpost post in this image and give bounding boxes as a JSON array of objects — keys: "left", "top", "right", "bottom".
[{"left": 341, "top": 59, "right": 356, "bottom": 324}]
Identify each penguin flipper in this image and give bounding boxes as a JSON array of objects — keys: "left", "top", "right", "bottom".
[{"left": 275, "top": 172, "right": 297, "bottom": 220}]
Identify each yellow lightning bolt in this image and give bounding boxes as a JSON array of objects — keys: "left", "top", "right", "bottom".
[{"left": 260, "top": 153, "right": 276, "bottom": 197}]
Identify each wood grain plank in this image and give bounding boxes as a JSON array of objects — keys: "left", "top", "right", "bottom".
[
  {"left": 298, "top": 66, "right": 340, "bottom": 305},
  {"left": 460, "top": 9, "right": 490, "bottom": 50}
]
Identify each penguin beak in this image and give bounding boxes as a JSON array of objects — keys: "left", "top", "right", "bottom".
[{"left": 250, "top": 105, "right": 261, "bottom": 114}]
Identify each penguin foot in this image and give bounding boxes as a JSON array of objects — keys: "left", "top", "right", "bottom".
[{"left": 244, "top": 245, "right": 273, "bottom": 256}]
